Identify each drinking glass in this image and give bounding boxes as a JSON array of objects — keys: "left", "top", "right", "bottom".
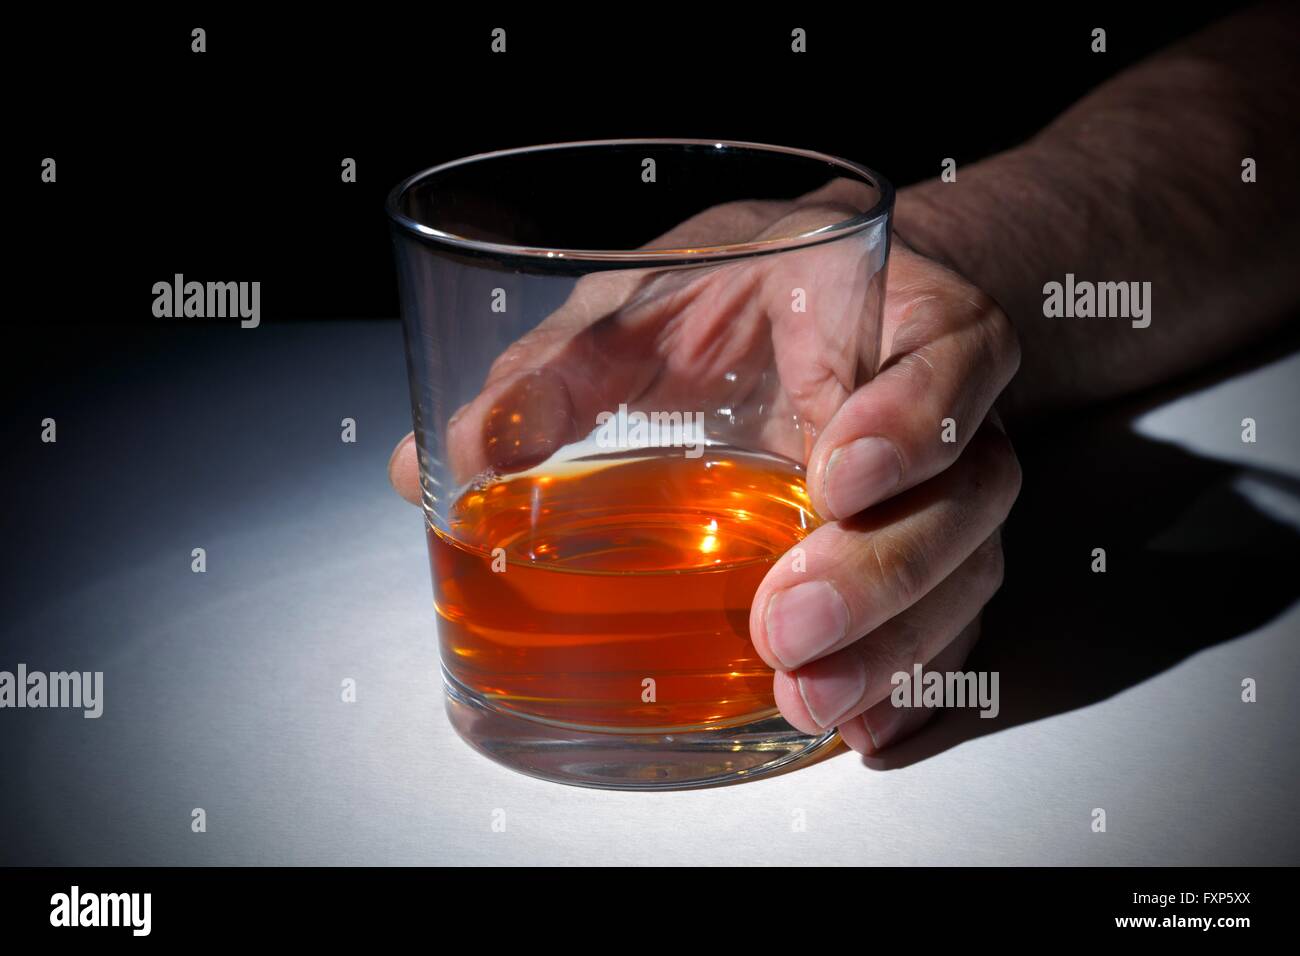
[{"left": 388, "top": 139, "right": 893, "bottom": 789}]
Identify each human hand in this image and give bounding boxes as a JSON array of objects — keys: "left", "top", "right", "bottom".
[{"left": 388, "top": 190, "right": 1022, "bottom": 755}]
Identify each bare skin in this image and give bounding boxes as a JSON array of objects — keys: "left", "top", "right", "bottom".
[{"left": 389, "top": 3, "right": 1299, "bottom": 755}]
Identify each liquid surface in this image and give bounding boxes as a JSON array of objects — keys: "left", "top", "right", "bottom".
[{"left": 429, "top": 446, "right": 817, "bottom": 731}]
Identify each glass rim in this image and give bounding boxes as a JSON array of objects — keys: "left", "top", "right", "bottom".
[{"left": 385, "top": 138, "right": 894, "bottom": 265}]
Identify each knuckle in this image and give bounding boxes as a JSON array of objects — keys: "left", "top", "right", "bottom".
[
  {"left": 974, "top": 423, "right": 1023, "bottom": 517},
  {"left": 484, "top": 327, "right": 562, "bottom": 386},
  {"left": 981, "top": 297, "right": 1022, "bottom": 383},
  {"left": 485, "top": 345, "right": 524, "bottom": 384},
  {"left": 970, "top": 532, "right": 1006, "bottom": 597},
  {"left": 960, "top": 285, "right": 1020, "bottom": 376},
  {"left": 995, "top": 434, "right": 1024, "bottom": 511},
  {"left": 885, "top": 344, "right": 940, "bottom": 391},
  {"left": 863, "top": 614, "right": 926, "bottom": 675},
  {"left": 867, "top": 528, "right": 932, "bottom": 611}
]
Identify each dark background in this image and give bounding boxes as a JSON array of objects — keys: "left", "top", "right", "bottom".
[{"left": 14, "top": 5, "right": 1244, "bottom": 325}]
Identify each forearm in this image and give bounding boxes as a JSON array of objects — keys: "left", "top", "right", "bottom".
[{"left": 894, "top": 2, "right": 1300, "bottom": 426}]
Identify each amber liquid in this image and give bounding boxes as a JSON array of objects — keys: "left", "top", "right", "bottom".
[{"left": 430, "top": 446, "right": 817, "bottom": 732}]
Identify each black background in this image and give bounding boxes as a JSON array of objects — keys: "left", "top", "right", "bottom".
[{"left": 14, "top": 4, "right": 1244, "bottom": 330}]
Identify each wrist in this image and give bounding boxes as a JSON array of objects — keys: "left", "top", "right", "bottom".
[{"left": 892, "top": 141, "right": 1072, "bottom": 429}]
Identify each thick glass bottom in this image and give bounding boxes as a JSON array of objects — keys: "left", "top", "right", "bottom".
[{"left": 442, "top": 668, "right": 840, "bottom": 790}]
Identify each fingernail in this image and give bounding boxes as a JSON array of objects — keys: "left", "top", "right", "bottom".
[
  {"left": 447, "top": 403, "right": 470, "bottom": 428},
  {"left": 796, "top": 654, "right": 867, "bottom": 728},
  {"left": 863, "top": 702, "right": 908, "bottom": 752},
  {"left": 764, "top": 581, "right": 850, "bottom": 670},
  {"left": 387, "top": 433, "right": 415, "bottom": 481},
  {"left": 823, "top": 436, "right": 902, "bottom": 519},
  {"left": 484, "top": 369, "right": 576, "bottom": 471},
  {"left": 836, "top": 716, "right": 872, "bottom": 755}
]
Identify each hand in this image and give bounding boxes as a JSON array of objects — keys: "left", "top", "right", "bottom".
[{"left": 388, "top": 191, "right": 1022, "bottom": 755}]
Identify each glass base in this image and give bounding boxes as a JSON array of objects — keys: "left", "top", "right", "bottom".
[{"left": 442, "top": 668, "right": 840, "bottom": 790}]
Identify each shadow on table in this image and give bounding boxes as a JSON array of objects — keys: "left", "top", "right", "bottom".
[{"left": 854, "top": 339, "right": 1300, "bottom": 771}]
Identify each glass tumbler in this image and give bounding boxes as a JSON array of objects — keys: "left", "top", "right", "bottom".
[{"left": 388, "top": 140, "right": 893, "bottom": 789}]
